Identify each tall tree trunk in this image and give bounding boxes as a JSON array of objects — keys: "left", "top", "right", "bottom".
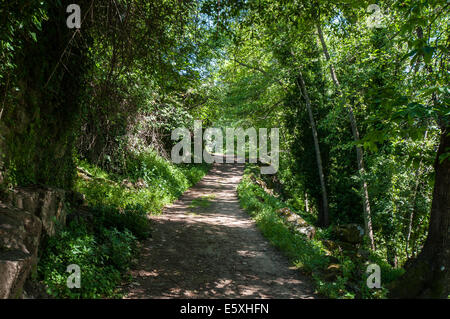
[
  {"left": 316, "top": 23, "right": 375, "bottom": 249},
  {"left": 232, "top": 56, "right": 330, "bottom": 226},
  {"left": 406, "top": 179, "right": 420, "bottom": 259},
  {"left": 406, "top": 131, "right": 428, "bottom": 258},
  {"left": 305, "top": 192, "right": 310, "bottom": 213},
  {"left": 390, "top": 126, "right": 449, "bottom": 298},
  {"left": 296, "top": 71, "right": 329, "bottom": 227}
]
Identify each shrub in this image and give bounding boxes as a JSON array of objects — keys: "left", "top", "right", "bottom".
[
  {"left": 39, "top": 221, "right": 120, "bottom": 298},
  {"left": 91, "top": 205, "right": 150, "bottom": 240},
  {"left": 38, "top": 207, "right": 145, "bottom": 298}
]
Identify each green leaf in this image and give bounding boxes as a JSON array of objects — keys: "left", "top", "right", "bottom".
[
  {"left": 401, "top": 49, "right": 417, "bottom": 62},
  {"left": 30, "top": 32, "right": 37, "bottom": 42},
  {"left": 422, "top": 46, "right": 435, "bottom": 64}
]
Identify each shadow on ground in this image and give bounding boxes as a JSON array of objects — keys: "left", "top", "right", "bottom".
[{"left": 123, "top": 160, "right": 316, "bottom": 299}]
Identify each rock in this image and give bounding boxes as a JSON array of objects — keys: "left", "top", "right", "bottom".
[
  {"left": 278, "top": 208, "right": 308, "bottom": 225},
  {"left": 276, "top": 208, "right": 315, "bottom": 239},
  {"left": 7, "top": 186, "right": 67, "bottom": 237},
  {"left": 7, "top": 188, "right": 40, "bottom": 217},
  {"left": 121, "top": 179, "right": 134, "bottom": 189},
  {"left": 293, "top": 216, "right": 309, "bottom": 227},
  {"left": 0, "top": 251, "right": 34, "bottom": 299},
  {"left": 333, "top": 224, "right": 364, "bottom": 244},
  {"left": 276, "top": 207, "right": 292, "bottom": 217},
  {"left": 0, "top": 203, "right": 42, "bottom": 299},
  {"left": 295, "top": 225, "right": 316, "bottom": 239},
  {"left": 0, "top": 203, "right": 42, "bottom": 254},
  {"left": 22, "top": 278, "right": 50, "bottom": 299},
  {"left": 77, "top": 167, "right": 93, "bottom": 178},
  {"left": 39, "top": 188, "right": 67, "bottom": 236},
  {"left": 77, "top": 171, "right": 91, "bottom": 181},
  {"left": 285, "top": 213, "right": 298, "bottom": 223},
  {"left": 250, "top": 175, "right": 274, "bottom": 195},
  {"left": 135, "top": 178, "right": 148, "bottom": 189},
  {"left": 322, "top": 239, "right": 343, "bottom": 253}
]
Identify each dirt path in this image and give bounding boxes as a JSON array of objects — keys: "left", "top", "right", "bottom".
[{"left": 124, "top": 159, "right": 316, "bottom": 299}]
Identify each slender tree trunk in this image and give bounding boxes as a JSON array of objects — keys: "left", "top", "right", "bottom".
[
  {"left": 390, "top": 126, "right": 450, "bottom": 298},
  {"left": 305, "top": 192, "right": 310, "bottom": 213},
  {"left": 406, "top": 131, "right": 428, "bottom": 258},
  {"left": 232, "top": 55, "right": 329, "bottom": 226},
  {"left": 296, "top": 71, "right": 329, "bottom": 227},
  {"left": 406, "top": 180, "right": 420, "bottom": 259},
  {"left": 316, "top": 23, "right": 375, "bottom": 249}
]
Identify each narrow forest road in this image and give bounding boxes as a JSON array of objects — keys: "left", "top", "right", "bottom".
[{"left": 124, "top": 158, "right": 316, "bottom": 299}]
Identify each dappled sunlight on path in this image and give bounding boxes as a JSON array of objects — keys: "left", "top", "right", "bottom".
[{"left": 123, "top": 157, "right": 316, "bottom": 299}]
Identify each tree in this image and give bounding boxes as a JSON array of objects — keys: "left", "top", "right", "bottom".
[
  {"left": 295, "top": 71, "right": 330, "bottom": 227},
  {"left": 316, "top": 22, "right": 375, "bottom": 250},
  {"left": 390, "top": 126, "right": 449, "bottom": 298}
]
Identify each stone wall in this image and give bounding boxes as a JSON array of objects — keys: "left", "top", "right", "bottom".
[{"left": 0, "top": 186, "right": 68, "bottom": 298}]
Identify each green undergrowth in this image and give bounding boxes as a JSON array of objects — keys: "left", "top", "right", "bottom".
[
  {"left": 189, "top": 195, "right": 216, "bottom": 208},
  {"left": 237, "top": 164, "right": 403, "bottom": 299},
  {"left": 38, "top": 205, "right": 149, "bottom": 298},
  {"left": 38, "top": 149, "right": 210, "bottom": 298},
  {"left": 74, "top": 149, "right": 210, "bottom": 214}
]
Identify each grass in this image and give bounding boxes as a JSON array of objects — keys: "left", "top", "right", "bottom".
[
  {"left": 189, "top": 195, "right": 215, "bottom": 208},
  {"left": 237, "top": 164, "right": 403, "bottom": 299}
]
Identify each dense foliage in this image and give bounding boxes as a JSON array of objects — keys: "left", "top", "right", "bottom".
[
  {"left": 38, "top": 206, "right": 145, "bottom": 298},
  {"left": 0, "top": 0, "right": 448, "bottom": 298}
]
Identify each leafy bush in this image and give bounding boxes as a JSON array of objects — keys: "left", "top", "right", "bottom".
[
  {"left": 98, "top": 227, "right": 137, "bottom": 272},
  {"left": 38, "top": 216, "right": 133, "bottom": 298},
  {"left": 91, "top": 205, "right": 150, "bottom": 240}
]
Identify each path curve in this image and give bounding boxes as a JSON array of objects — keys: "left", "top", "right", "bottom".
[{"left": 124, "top": 160, "right": 316, "bottom": 299}]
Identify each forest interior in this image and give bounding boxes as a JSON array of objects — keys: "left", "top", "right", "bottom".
[{"left": 0, "top": 0, "right": 449, "bottom": 300}]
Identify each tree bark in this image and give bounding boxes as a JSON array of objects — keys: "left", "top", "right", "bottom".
[
  {"left": 296, "top": 71, "right": 329, "bottom": 227},
  {"left": 390, "top": 126, "right": 449, "bottom": 298},
  {"left": 405, "top": 131, "right": 428, "bottom": 259},
  {"left": 305, "top": 192, "right": 310, "bottom": 213},
  {"left": 316, "top": 23, "right": 375, "bottom": 249},
  {"left": 406, "top": 179, "right": 420, "bottom": 259}
]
